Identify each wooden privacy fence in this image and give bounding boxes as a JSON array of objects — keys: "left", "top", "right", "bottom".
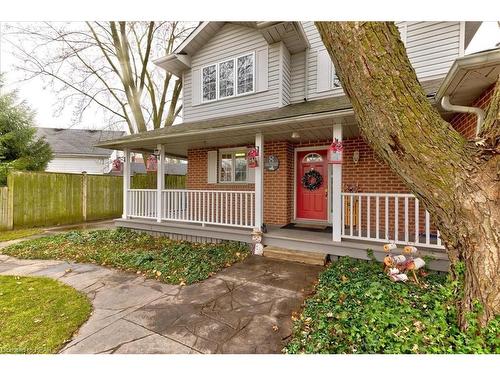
[
  {"left": 0, "top": 187, "right": 12, "bottom": 230},
  {"left": 131, "top": 173, "right": 186, "bottom": 189},
  {"left": 0, "top": 171, "right": 186, "bottom": 230}
]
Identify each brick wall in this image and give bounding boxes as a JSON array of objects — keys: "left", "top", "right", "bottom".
[
  {"left": 449, "top": 84, "right": 495, "bottom": 140},
  {"left": 342, "top": 138, "right": 409, "bottom": 194},
  {"left": 186, "top": 142, "right": 294, "bottom": 225},
  {"left": 186, "top": 78, "right": 493, "bottom": 228},
  {"left": 186, "top": 137, "right": 412, "bottom": 226}
]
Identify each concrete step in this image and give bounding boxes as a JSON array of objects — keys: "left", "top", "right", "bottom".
[{"left": 263, "top": 246, "right": 327, "bottom": 266}]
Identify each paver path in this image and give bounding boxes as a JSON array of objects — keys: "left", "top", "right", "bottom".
[{"left": 0, "top": 254, "right": 322, "bottom": 353}]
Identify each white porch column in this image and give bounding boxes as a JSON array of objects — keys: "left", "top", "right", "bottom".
[
  {"left": 255, "top": 133, "right": 264, "bottom": 230},
  {"left": 332, "top": 123, "right": 343, "bottom": 242},
  {"left": 122, "top": 148, "right": 131, "bottom": 219},
  {"left": 156, "top": 144, "right": 165, "bottom": 223}
]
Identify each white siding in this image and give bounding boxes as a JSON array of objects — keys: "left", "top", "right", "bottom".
[
  {"left": 46, "top": 156, "right": 110, "bottom": 174},
  {"left": 183, "top": 24, "right": 281, "bottom": 122},
  {"left": 290, "top": 51, "right": 306, "bottom": 103},
  {"left": 299, "top": 21, "right": 462, "bottom": 101},
  {"left": 302, "top": 21, "right": 336, "bottom": 101},
  {"left": 180, "top": 21, "right": 462, "bottom": 121},
  {"left": 406, "top": 21, "right": 461, "bottom": 79},
  {"left": 280, "top": 42, "right": 291, "bottom": 106}
]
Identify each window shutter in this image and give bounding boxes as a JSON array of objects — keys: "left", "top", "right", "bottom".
[
  {"left": 191, "top": 68, "right": 201, "bottom": 106},
  {"left": 316, "top": 50, "right": 332, "bottom": 93},
  {"left": 256, "top": 47, "right": 269, "bottom": 92},
  {"left": 207, "top": 150, "right": 217, "bottom": 183}
]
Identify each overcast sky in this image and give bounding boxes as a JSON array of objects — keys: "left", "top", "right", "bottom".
[{"left": 0, "top": 21, "right": 499, "bottom": 132}]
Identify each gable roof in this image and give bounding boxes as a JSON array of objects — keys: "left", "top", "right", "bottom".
[
  {"left": 36, "top": 127, "right": 126, "bottom": 157},
  {"left": 154, "top": 21, "right": 309, "bottom": 77}
]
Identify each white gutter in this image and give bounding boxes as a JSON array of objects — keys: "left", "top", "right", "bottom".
[
  {"left": 436, "top": 48, "right": 500, "bottom": 101},
  {"left": 441, "top": 96, "right": 485, "bottom": 136},
  {"left": 304, "top": 47, "right": 309, "bottom": 101}
]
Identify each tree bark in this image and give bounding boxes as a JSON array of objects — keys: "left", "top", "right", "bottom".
[{"left": 315, "top": 22, "right": 499, "bottom": 328}]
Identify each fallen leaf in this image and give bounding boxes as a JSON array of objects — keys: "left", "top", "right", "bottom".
[{"left": 272, "top": 325, "right": 279, "bottom": 332}]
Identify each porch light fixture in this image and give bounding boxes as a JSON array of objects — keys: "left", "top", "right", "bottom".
[
  {"left": 291, "top": 132, "right": 300, "bottom": 139},
  {"left": 353, "top": 150, "right": 360, "bottom": 165},
  {"left": 153, "top": 148, "right": 161, "bottom": 156}
]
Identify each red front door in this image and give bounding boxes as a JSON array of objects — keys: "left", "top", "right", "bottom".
[{"left": 296, "top": 150, "right": 328, "bottom": 221}]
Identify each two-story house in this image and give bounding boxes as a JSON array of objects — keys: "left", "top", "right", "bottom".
[{"left": 98, "top": 21, "right": 499, "bottom": 270}]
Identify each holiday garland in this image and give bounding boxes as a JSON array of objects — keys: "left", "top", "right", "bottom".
[{"left": 301, "top": 170, "right": 323, "bottom": 191}]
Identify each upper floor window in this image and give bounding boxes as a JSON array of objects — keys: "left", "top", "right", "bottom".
[
  {"left": 202, "top": 52, "right": 255, "bottom": 103},
  {"left": 237, "top": 54, "right": 254, "bottom": 94},
  {"left": 202, "top": 65, "right": 217, "bottom": 101},
  {"left": 219, "top": 60, "right": 234, "bottom": 98},
  {"left": 332, "top": 70, "right": 341, "bottom": 89}
]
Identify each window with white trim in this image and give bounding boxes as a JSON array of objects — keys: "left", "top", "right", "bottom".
[
  {"left": 237, "top": 54, "right": 254, "bottom": 94},
  {"left": 201, "top": 53, "right": 255, "bottom": 103},
  {"left": 219, "top": 149, "right": 248, "bottom": 183},
  {"left": 332, "top": 67, "right": 341, "bottom": 89},
  {"left": 202, "top": 65, "right": 217, "bottom": 101},
  {"left": 219, "top": 59, "right": 234, "bottom": 98}
]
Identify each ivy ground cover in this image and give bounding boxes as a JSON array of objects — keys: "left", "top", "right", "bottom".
[
  {"left": 285, "top": 256, "right": 499, "bottom": 354},
  {"left": 1, "top": 228, "right": 249, "bottom": 285}
]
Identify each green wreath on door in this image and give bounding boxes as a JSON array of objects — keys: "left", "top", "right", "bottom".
[{"left": 301, "top": 170, "right": 323, "bottom": 191}]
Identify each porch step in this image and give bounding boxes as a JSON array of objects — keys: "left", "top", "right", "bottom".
[{"left": 263, "top": 246, "right": 327, "bottom": 266}]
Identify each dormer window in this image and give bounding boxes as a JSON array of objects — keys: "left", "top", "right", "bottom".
[{"left": 201, "top": 52, "right": 255, "bottom": 103}]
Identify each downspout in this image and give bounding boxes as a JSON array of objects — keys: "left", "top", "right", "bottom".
[
  {"left": 304, "top": 47, "right": 309, "bottom": 101},
  {"left": 441, "top": 96, "right": 485, "bottom": 137}
]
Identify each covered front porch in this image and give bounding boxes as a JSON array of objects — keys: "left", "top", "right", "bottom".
[{"left": 97, "top": 97, "right": 446, "bottom": 269}]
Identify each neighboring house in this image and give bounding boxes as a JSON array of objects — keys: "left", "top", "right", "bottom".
[
  {"left": 37, "top": 127, "right": 125, "bottom": 174},
  {"left": 98, "top": 22, "right": 497, "bottom": 270}
]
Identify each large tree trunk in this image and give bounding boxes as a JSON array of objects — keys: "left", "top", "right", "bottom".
[{"left": 315, "top": 22, "right": 499, "bottom": 328}]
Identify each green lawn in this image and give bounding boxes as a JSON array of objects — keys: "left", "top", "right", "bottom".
[
  {"left": 0, "top": 228, "right": 43, "bottom": 242},
  {"left": 1, "top": 228, "right": 250, "bottom": 285},
  {"left": 284, "top": 256, "right": 499, "bottom": 354},
  {"left": 0, "top": 275, "right": 91, "bottom": 354}
]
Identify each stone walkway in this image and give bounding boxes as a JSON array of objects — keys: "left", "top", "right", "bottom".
[{"left": 0, "top": 254, "right": 322, "bottom": 354}]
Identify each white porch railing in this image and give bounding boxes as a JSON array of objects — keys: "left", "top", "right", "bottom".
[
  {"left": 128, "top": 189, "right": 157, "bottom": 219},
  {"left": 341, "top": 192, "right": 444, "bottom": 249},
  {"left": 127, "top": 189, "right": 255, "bottom": 228}
]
